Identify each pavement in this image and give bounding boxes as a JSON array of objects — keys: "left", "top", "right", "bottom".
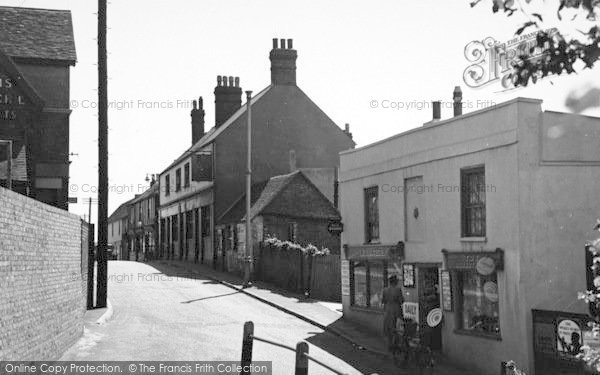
[{"left": 61, "top": 260, "right": 478, "bottom": 375}]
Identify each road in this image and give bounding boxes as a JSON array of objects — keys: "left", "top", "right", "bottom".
[{"left": 60, "top": 261, "right": 400, "bottom": 375}]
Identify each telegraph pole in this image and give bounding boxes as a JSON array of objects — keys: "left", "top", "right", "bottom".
[
  {"left": 96, "top": 0, "right": 108, "bottom": 308},
  {"left": 243, "top": 91, "right": 252, "bottom": 288}
]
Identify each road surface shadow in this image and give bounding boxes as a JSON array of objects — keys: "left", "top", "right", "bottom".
[{"left": 181, "top": 291, "right": 241, "bottom": 304}]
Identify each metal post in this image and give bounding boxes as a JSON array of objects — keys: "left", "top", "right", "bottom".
[
  {"left": 295, "top": 342, "right": 309, "bottom": 375},
  {"left": 241, "top": 321, "right": 254, "bottom": 375},
  {"left": 243, "top": 91, "right": 253, "bottom": 288},
  {"left": 96, "top": 0, "right": 108, "bottom": 308}
]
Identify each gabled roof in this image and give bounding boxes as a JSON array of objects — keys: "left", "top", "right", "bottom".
[
  {"left": 108, "top": 197, "right": 136, "bottom": 222},
  {"left": 0, "top": 6, "right": 77, "bottom": 64},
  {"left": 160, "top": 85, "right": 272, "bottom": 175},
  {"left": 218, "top": 170, "right": 340, "bottom": 224}
]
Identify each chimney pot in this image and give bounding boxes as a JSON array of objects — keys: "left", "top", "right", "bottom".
[
  {"left": 191, "top": 95, "right": 206, "bottom": 144},
  {"left": 270, "top": 38, "right": 297, "bottom": 85},
  {"left": 345, "top": 123, "right": 350, "bottom": 132},
  {"left": 217, "top": 75, "right": 222, "bottom": 86},
  {"left": 229, "top": 76, "right": 234, "bottom": 87},
  {"left": 432, "top": 101, "right": 441, "bottom": 120},
  {"left": 214, "top": 75, "right": 242, "bottom": 128},
  {"left": 287, "top": 39, "right": 293, "bottom": 49},
  {"left": 193, "top": 100, "right": 197, "bottom": 110},
  {"left": 272, "top": 38, "right": 278, "bottom": 49},
  {"left": 280, "top": 38, "right": 286, "bottom": 49},
  {"left": 199, "top": 96, "right": 203, "bottom": 109},
  {"left": 235, "top": 77, "right": 239, "bottom": 87}
]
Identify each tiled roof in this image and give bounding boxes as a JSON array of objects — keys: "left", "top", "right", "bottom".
[
  {"left": 0, "top": 140, "right": 27, "bottom": 181},
  {"left": 0, "top": 6, "right": 76, "bottom": 63},
  {"left": 108, "top": 197, "right": 135, "bottom": 222},
  {"left": 218, "top": 170, "right": 339, "bottom": 224}
]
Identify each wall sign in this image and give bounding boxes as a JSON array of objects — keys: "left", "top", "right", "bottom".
[
  {"left": 345, "top": 243, "right": 403, "bottom": 260},
  {"left": 403, "top": 264, "right": 415, "bottom": 287},
  {"left": 442, "top": 248, "right": 504, "bottom": 271},
  {"left": 341, "top": 260, "right": 350, "bottom": 296},
  {"left": 0, "top": 74, "right": 26, "bottom": 121},
  {"left": 440, "top": 270, "right": 453, "bottom": 311}
]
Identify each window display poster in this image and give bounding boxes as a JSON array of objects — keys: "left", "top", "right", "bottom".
[
  {"left": 440, "top": 271, "right": 452, "bottom": 311},
  {"left": 403, "top": 302, "right": 419, "bottom": 323},
  {"left": 557, "top": 319, "right": 582, "bottom": 356},
  {"left": 341, "top": 260, "right": 350, "bottom": 296},
  {"left": 403, "top": 264, "right": 415, "bottom": 287}
]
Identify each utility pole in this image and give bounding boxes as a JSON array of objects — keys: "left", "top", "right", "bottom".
[
  {"left": 243, "top": 91, "right": 252, "bottom": 288},
  {"left": 96, "top": 0, "right": 108, "bottom": 308}
]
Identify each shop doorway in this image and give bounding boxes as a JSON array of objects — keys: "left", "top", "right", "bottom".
[{"left": 418, "top": 265, "right": 442, "bottom": 350}]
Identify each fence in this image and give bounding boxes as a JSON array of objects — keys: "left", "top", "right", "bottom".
[
  {"left": 241, "top": 321, "right": 348, "bottom": 375},
  {"left": 254, "top": 243, "right": 341, "bottom": 301}
]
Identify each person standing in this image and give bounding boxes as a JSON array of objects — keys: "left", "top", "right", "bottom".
[{"left": 382, "top": 275, "right": 404, "bottom": 351}]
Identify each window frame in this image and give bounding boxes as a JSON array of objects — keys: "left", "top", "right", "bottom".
[
  {"left": 349, "top": 260, "right": 390, "bottom": 310},
  {"left": 165, "top": 175, "right": 171, "bottom": 196},
  {"left": 364, "top": 186, "right": 380, "bottom": 244},
  {"left": 454, "top": 269, "right": 501, "bottom": 340},
  {"left": 175, "top": 168, "right": 182, "bottom": 192},
  {"left": 184, "top": 162, "right": 190, "bottom": 188},
  {"left": 460, "top": 166, "right": 486, "bottom": 238}
]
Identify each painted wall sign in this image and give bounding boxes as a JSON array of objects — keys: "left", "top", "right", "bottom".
[
  {"left": 403, "top": 302, "right": 419, "bottom": 323},
  {"left": 0, "top": 74, "right": 26, "bottom": 121},
  {"left": 341, "top": 260, "right": 350, "bottom": 296},
  {"left": 403, "top": 264, "right": 415, "bottom": 287},
  {"left": 440, "top": 270, "right": 453, "bottom": 311}
]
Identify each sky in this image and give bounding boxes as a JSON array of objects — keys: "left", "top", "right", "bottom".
[{"left": 1, "top": 0, "right": 599, "bottom": 224}]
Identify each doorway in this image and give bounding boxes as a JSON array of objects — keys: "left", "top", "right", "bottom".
[{"left": 418, "top": 265, "right": 442, "bottom": 350}]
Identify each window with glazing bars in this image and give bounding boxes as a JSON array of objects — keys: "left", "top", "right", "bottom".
[{"left": 461, "top": 166, "right": 486, "bottom": 237}]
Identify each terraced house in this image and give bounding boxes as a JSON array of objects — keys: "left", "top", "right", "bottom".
[
  {"left": 0, "top": 6, "right": 76, "bottom": 209},
  {"left": 157, "top": 38, "right": 355, "bottom": 270}
]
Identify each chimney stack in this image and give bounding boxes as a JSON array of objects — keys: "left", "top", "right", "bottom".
[
  {"left": 432, "top": 101, "right": 441, "bottom": 121},
  {"left": 270, "top": 37, "right": 297, "bottom": 85},
  {"left": 214, "top": 75, "right": 242, "bottom": 128},
  {"left": 344, "top": 123, "right": 353, "bottom": 141},
  {"left": 453, "top": 86, "right": 463, "bottom": 117},
  {"left": 191, "top": 96, "right": 205, "bottom": 144},
  {"left": 289, "top": 149, "right": 297, "bottom": 172}
]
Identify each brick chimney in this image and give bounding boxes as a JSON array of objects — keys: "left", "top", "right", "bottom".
[
  {"left": 214, "top": 75, "right": 242, "bottom": 128},
  {"left": 432, "top": 101, "right": 441, "bottom": 121},
  {"left": 453, "top": 86, "right": 463, "bottom": 116},
  {"left": 270, "top": 38, "right": 297, "bottom": 85},
  {"left": 191, "top": 96, "right": 205, "bottom": 144},
  {"left": 343, "top": 123, "right": 353, "bottom": 141}
]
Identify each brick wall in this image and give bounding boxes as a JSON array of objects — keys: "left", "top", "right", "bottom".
[{"left": 0, "top": 187, "right": 88, "bottom": 360}]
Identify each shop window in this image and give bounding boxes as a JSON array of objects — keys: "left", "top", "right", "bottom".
[
  {"left": 201, "top": 205, "right": 211, "bottom": 237},
  {"left": 461, "top": 166, "right": 486, "bottom": 237},
  {"left": 172, "top": 216, "right": 179, "bottom": 242},
  {"left": 457, "top": 270, "right": 500, "bottom": 336},
  {"left": 350, "top": 260, "right": 393, "bottom": 309},
  {"left": 364, "top": 186, "right": 379, "bottom": 243}
]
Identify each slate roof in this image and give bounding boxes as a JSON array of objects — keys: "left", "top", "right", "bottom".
[
  {"left": 218, "top": 170, "right": 339, "bottom": 224},
  {"left": 108, "top": 197, "right": 136, "bottom": 223},
  {"left": 0, "top": 6, "right": 77, "bottom": 64}
]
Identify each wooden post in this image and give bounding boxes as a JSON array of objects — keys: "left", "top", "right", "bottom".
[
  {"left": 295, "top": 342, "right": 308, "bottom": 375},
  {"left": 241, "top": 321, "right": 254, "bottom": 375},
  {"left": 87, "top": 223, "right": 95, "bottom": 309}
]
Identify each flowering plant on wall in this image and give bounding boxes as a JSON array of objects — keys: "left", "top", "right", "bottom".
[{"left": 262, "top": 236, "right": 330, "bottom": 257}]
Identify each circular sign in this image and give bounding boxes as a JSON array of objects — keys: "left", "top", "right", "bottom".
[
  {"left": 483, "top": 281, "right": 499, "bottom": 302},
  {"left": 476, "top": 256, "right": 496, "bottom": 276},
  {"left": 426, "top": 308, "right": 443, "bottom": 327}
]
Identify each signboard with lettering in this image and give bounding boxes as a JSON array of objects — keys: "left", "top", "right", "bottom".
[
  {"left": 403, "top": 264, "right": 415, "bottom": 287},
  {"left": 442, "top": 249, "right": 504, "bottom": 271},
  {"left": 403, "top": 302, "right": 419, "bottom": 323},
  {"left": 341, "top": 260, "right": 350, "bottom": 296},
  {"left": 345, "top": 244, "right": 403, "bottom": 260},
  {"left": 440, "top": 270, "right": 452, "bottom": 311}
]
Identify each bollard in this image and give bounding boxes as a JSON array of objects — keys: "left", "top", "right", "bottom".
[
  {"left": 241, "top": 321, "right": 254, "bottom": 375},
  {"left": 295, "top": 342, "right": 309, "bottom": 375}
]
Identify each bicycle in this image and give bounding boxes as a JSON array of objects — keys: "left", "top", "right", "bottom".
[{"left": 391, "top": 318, "right": 435, "bottom": 375}]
